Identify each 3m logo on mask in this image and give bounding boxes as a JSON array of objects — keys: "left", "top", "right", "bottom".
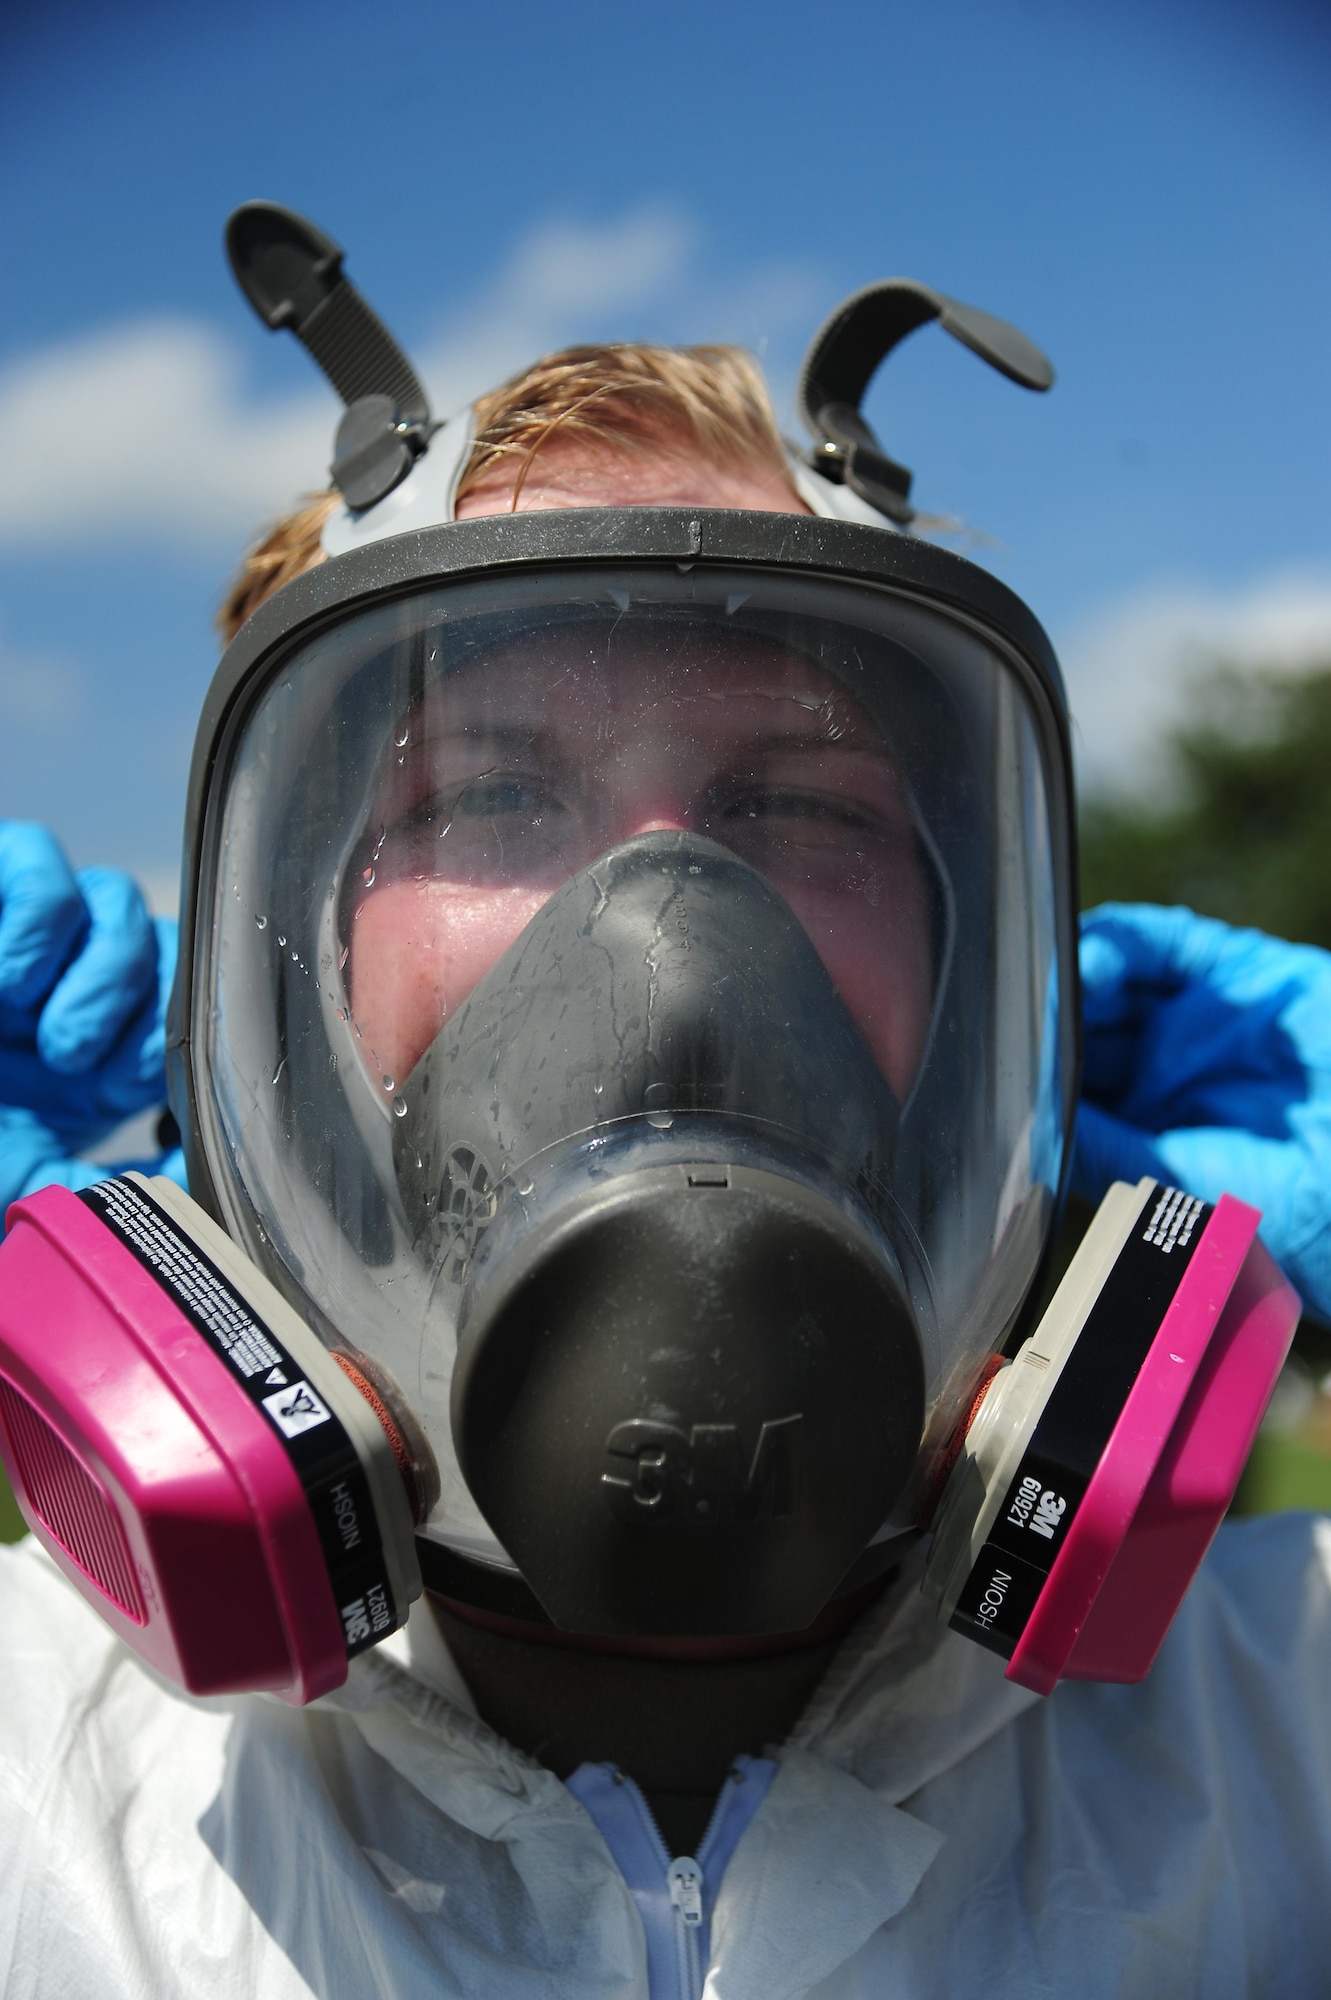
[{"left": 601, "top": 1416, "right": 802, "bottom": 1527}]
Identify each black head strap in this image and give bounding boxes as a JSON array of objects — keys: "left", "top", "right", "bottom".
[
  {"left": 225, "top": 201, "right": 434, "bottom": 510},
  {"left": 797, "top": 279, "right": 1054, "bottom": 524}
]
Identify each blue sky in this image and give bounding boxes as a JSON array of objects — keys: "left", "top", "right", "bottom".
[{"left": 1, "top": 0, "right": 1328, "bottom": 900}]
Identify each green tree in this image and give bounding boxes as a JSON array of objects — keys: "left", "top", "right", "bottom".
[{"left": 1079, "top": 663, "right": 1331, "bottom": 946}]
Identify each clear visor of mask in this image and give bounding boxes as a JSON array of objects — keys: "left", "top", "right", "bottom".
[{"left": 196, "top": 563, "right": 1069, "bottom": 1564}]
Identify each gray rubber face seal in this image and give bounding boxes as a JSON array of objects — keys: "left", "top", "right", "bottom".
[{"left": 322, "top": 407, "right": 477, "bottom": 557}]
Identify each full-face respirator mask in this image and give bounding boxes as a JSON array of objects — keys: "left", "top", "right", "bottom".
[{"left": 0, "top": 206, "right": 1298, "bottom": 1704}]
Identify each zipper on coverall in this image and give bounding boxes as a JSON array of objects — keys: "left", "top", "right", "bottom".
[{"left": 566, "top": 1754, "right": 776, "bottom": 2000}]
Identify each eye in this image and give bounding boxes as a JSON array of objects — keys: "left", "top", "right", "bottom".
[
  {"left": 458, "top": 775, "right": 553, "bottom": 820},
  {"left": 389, "top": 772, "right": 560, "bottom": 840},
  {"left": 719, "top": 789, "right": 877, "bottom": 840}
]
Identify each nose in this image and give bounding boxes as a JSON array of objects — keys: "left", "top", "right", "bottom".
[
  {"left": 624, "top": 815, "right": 692, "bottom": 837},
  {"left": 613, "top": 776, "right": 695, "bottom": 839},
  {"left": 609, "top": 764, "right": 697, "bottom": 843}
]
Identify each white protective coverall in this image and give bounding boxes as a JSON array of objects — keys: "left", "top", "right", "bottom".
[{"left": 1, "top": 1510, "right": 1329, "bottom": 1998}]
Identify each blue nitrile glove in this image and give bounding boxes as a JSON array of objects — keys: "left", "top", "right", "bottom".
[
  {"left": 1073, "top": 902, "right": 1331, "bottom": 1322},
  {"left": 0, "top": 822, "right": 186, "bottom": 1218}
]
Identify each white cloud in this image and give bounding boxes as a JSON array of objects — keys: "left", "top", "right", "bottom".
[
  {"left": 0, "top": 318, "right": 332, "bottom": 548},
  {"left": 1059, "top": 569, "right": 1331, "bottom": 796},
  {"left": 0, "top": 207, "right": 822, "bottom": 553},
  {"left": 491, "top": 206, "right": 696, "bottom": 317}
]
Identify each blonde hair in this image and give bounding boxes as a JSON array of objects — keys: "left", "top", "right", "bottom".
[{"left": 217, "top": 342, "right": 796, "bottom": 646}]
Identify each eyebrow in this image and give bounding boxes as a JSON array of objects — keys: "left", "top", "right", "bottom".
[
  {"left": 407, "top": 723, "right": 548, "bottom": 758},
  {"left": 409, "top": 720, "right": 891, "bottom": 758},
  {"left": 723, "top": 730, "right": 889, "bottom": 756}
]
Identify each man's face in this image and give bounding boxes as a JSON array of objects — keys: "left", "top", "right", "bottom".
[{"left": 344, "top": 450, "right": 935, "bottom": 1105}]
